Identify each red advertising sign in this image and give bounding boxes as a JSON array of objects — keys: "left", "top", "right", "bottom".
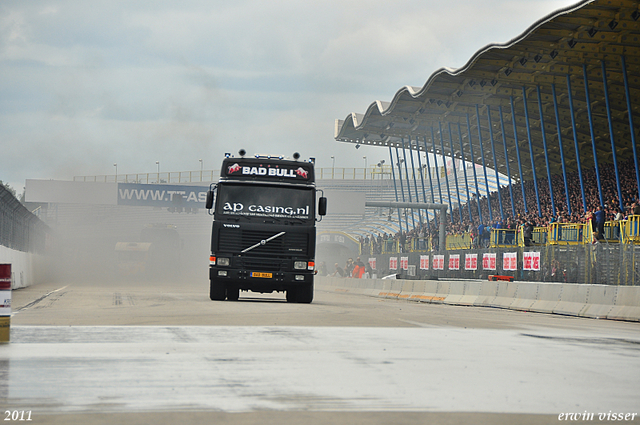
[
  {"left": 465, "top": 254, "right": 477, "bottom": 271},
  {"left": 400, "top": 257, "right": 409, "bottom": 271},
  {"left": 448, "top": 254, "right": 460, "bottom": 270},
  {"left": 523, "top": 252, "right": 541, "bottom": 271},
  {"left": 482, "top": 253, "right": 497, "bottom": 270},
  {"left": 389, "top": 257, "right": 398, "bottom": 270},
  {"left": 0, "top": 264, "right": 10, "bottom": 291},
  {"left": 368, "top": 258, "right": 376, "bottom": 270},
  {"left": 433, "top": 255, "right": 445, "bottom": 270},
  {"left": 420, "top": 255, "right": 429, "bottom": 270},
  {"left": 503, "top": 252, "right": 518, "bottom": 271}
]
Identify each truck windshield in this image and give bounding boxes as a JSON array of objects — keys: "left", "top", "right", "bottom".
[{"left": 216, "top": 184, "right": 314, "bottom": 221}]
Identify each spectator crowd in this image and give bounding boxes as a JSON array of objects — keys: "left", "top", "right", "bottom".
[{"left": 359, "top": 159, "right": 640, "bottom": 253}]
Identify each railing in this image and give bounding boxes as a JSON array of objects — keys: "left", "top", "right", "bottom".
[
  {"left": 490, "top": 229, "right": 518, "bottom": 248},
  {"left": 446, "top": 233, "right": 472, "bottom": 250},
  {"left": 549, "top": 222, "right": 588, "bottom": 245},
  {"left": 382, "top": 239, "right": 399, "bottom": 253},
  {"left": 358, "top": 218, "right": 640, "bottom": 254},
  {"left": 622, "top": 215, "right": 640, "bottom": 243},
  {"left": 74, "top": 165, "right": 455, "bottom": 183}
]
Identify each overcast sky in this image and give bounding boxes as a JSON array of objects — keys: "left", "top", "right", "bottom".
[{"left": 1, "top": 0, "right": 581, "bottom": 190}]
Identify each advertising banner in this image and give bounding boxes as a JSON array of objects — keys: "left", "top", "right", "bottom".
[
  {"left": 503, "top": 252, "right": 518, "bottom": 271},
  {"left": 0, "top": 264, "right": 11, "bottom": 343},
  {"left": 368, "top": 258, "right": 377, "bottom": 271},
  {"left": 117, "top": 183, "right": 208, "bottom": 208},
  {"left": 400, "top": 257, "right": 409, "bottom": 271},
  {"left": 465, "top": 253, "right": 478, "bottom": 271},
  {"left": 433, "top": 255, "right": 445, "bottom": 270},
  {"left": 448, "top": 254, "right": 460, "bottom": 270},
  {"left": 483, "top": 253, "right": 497, "bottom": 270},
  {"left": 523, "top": 252, "right": 541, "bottom": 271},
  {"left": 420, "top": 255, "right": 429, "bottom": 270},
  {"left": 389, "top": 257, "right": 398, "bottom": 270}
]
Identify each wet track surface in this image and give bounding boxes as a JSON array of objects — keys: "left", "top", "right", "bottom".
[{"left": 2, "top": 279, "right": 639, "bottom": 424}]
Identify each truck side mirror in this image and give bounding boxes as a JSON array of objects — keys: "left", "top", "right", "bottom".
[
  {"left": 205, "top": 190, "right": 214, "bottom": 210},
  {"left": 318, "top": 197, "right": 327, "bottom": 216}
]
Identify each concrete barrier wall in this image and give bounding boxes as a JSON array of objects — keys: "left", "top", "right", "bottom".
[
  {"left": 316, "top": 276, "right": 640, "bottom": 322},
  {"left": 0, "top": 246, "right": 42, "bottom": 289}
]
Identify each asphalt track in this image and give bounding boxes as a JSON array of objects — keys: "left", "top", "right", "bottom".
[{"left": 2, "top": 278, "right": 639, "bottom": 425}]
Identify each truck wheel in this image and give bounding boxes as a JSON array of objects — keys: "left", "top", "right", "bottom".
[
  {"left": 227, "top": 287, "right": 240, "bottom": 301},
  {"left": 295, "top": 282, "right": 314, "bottom": 303},
  {"left": 210, "top": 280, "right": 226, "bottom": 301},
  {"left": 286, "top": 288, "right": 296, "bottom": 303}
]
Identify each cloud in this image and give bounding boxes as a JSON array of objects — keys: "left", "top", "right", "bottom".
[{"left": 0, "top": 0, "right": 581, "bottom": 189}]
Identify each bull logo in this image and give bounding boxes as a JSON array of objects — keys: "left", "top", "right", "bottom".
[
  {"left": 295, "top": 167, "right": 308, "bottom": 178},
  {"left": 227, "top": 163, "right": 241, "bottom": 174}
]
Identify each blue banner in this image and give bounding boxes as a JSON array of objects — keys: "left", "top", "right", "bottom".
[{"left": 117, "top": 183, "right": 209, "bottom": 208}]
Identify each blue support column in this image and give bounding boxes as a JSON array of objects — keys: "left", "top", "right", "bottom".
[
  {"left": 566, "top": 75, "right": 587, "bottom": 212},
  {"left": 510, "top": 96, "right": 528, "bottom": 214},
  {"left": 475, "top": 105, "right": 493, "bottom": 222},
  {"left": 551, "top": 83, "right": 571, "bottom": 215},
  {"left": 389, "top": 146, "right": 403, "bottom": 234},
  {"left": 422, "top": 136, "right": 436, "bottom": 204},
  {"left": 621, "top": 55, "right": 640, "bottom": 204},
  {"left": 401, "top": 139, "right": 417, "bottom": 229},
  {"left": 466, "top": 114, "right": 483, "bottom": 223},
  {"left": 522, "top": 87, "right": 542, "bottom": 217},
  {"left": 447, "top": 123, "right": 463, "bottom": 223},
  {"left": 438, "top": 121, "right": 454, "bottom": 223},
  {"left": 498, "top": 106, "right": 516, "bottom": 217},
  {"left": 430, "top": 127, "right": 444, "bottom": 205},
  {"left": 395, "top": 146, "right": 407, "bottom": 205},
  {"left": 601, "top": 60, "right": 624, "bottom": 212},
  {"left": 457, "top": 123, "right": 474, "bottom": 222},
  {"left": 407, "top": 137, "right": 423, "bottom": 225},
  {"left": 395, "top": 146, "right": 408, "bottom": 233},
  {"left": 536, "top": 85, "right": 556, "bottom": 216},
  {"left": 416, "top": 137, "right": 430, "bottom": 228},
  {"left": 583, "top": 64, "right": 605, "bottom": 208},
  {"left": 487, "top": 105, "right": 505, "bottom": 220}
]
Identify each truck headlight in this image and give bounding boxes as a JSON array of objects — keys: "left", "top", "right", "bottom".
[
  {"left": 294, "top": 261, "right": 307, "bottom": 270},
  {"left": 218, "top": 257, "right": 230, "bottom": 266}
]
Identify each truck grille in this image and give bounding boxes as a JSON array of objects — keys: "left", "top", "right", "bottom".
[
  {"left": 218, "top": 229, "right": 309, "bottom": 256},
  {"left": 238, "top": 257, "right": 288, "bottom": 272}
]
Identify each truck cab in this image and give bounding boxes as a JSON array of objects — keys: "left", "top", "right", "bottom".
[{"left": 205, "top": 152, "right": 326, "bottom": 303}]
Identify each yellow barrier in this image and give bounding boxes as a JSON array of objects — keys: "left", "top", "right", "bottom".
[
  {"left": 446, "top": 233, "right": 472, "bottom": 250},
  {"left": 548, "top": 222, "right": 588, "bottom": 245},
  {"left": 382, "top": 239, "right": 399, "bottom": 254},
  {"left": 519, "top": 226, "right": 548, "bottom": 246},
  {"left": 622, "top": 215, "right": 640, "bottom": 243},
  {"left": 408, "top": 237, "right": 431, "bottom": 252},
  {"left": 358, "top": 216, "right": 640, "bottom": 254},
  {"left": 489, "top": 229, "right": 518, "bottom": 248}
]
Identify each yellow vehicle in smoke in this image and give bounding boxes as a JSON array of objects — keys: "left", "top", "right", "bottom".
[
  {"left": 115, "top": 242, "right": 152, "bottom": 276},
  {"left": 115, "top": 224, "right": 181, "bottom": 278}
]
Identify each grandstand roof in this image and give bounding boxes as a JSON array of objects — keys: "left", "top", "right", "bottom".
[{"left": 335, "top": 0, "right": 640, "bottom": 182}]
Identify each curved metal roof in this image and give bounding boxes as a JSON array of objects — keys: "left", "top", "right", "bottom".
[{"left": 335, "top": 0, "right": 640, "bottom": 183}]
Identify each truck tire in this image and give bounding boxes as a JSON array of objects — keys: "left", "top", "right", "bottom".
[
  {"left": 296, "top": 282, "right": 313, "bottom": 303},
  {"left": 227, "top": 287, "right": 240, "bottom": 301},
  {"left": 287, "top": 283, "right": 313, "bottom": 303},
  {"left": 286, "top": 288, "right": 296, "bottom": 303},
  {"left": 210, "top": 280, "right": 226, "bottom": 301}
]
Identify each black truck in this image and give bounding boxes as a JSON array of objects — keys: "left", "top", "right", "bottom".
[{"left": 205, "top": 151, "right": 326, "bottom": 303}]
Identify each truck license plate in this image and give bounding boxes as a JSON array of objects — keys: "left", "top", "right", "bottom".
[{"left": 251, "top": 272, "right": 272, "bottom": 278}]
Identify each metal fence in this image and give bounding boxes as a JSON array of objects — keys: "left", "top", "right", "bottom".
[
  {"left": 0, "top": 185, "right": 47, "bottom": 253},
  {"left": 73, "top": 165, "right": 419, "bottom": 183},
  {"left": 357, "top": 244, "right": 640, "bottom": 286}
]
